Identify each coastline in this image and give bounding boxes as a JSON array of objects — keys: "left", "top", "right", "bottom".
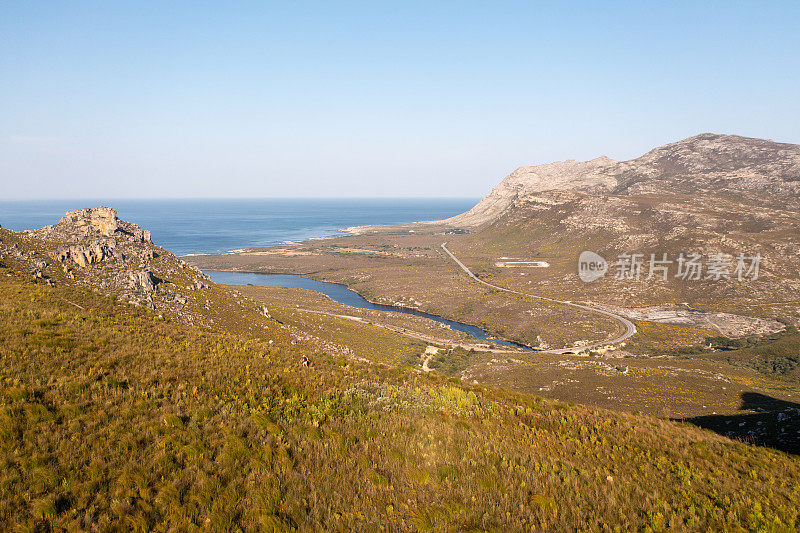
[
  {"left": 341, "top": 219, "right": 451, "bottom": 236},
  {"left": 2, "top": 198, "right": 477, "bottom": 257}
]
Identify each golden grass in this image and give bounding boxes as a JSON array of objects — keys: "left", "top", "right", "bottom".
[{"left": 1, "top": 268, "right": 800, "bottom": 530}]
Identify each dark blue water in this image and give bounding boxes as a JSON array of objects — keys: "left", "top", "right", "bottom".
[
  {"left": 0, "top": 198, "right": 477, "bottom": 256},
  {"left": 206, "top": 271, "right": 531, "bottom": 350}
]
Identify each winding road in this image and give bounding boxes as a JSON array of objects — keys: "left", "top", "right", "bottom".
[{"left": 440, "top": 243, "right": 637, "bottom": 354}]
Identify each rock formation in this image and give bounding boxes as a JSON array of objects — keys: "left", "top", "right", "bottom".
[
  {"left": 32, "top": 207, "right": 157, "bottom": 270},
  {"left": 2, "top": 207, "right": 199, "bottom": 313},
  {"left": 125, "top": 268, "right": 161, "bottom": 294},
  {"left": 60, "top": 206, "right": 119, "bottom": 237},
  {"left": 1, "top": 207, "right": 281, "bottom": 339}
]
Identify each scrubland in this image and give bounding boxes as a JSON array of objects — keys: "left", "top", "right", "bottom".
[{"left": 2, "top": 268, "right": 800, "bottom": 531}]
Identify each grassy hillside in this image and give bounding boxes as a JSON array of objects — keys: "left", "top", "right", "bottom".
[{"left": 2, "top": 268, "right": 800, "bottom": 530}]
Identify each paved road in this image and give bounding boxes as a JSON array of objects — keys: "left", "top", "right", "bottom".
[{"left": 440, "top": 243, "right": 637, "bottom": 353}]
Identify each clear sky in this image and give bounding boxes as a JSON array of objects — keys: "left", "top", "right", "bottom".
[{"left": 2, "top": 1, "right": 799, "bottom": 199}]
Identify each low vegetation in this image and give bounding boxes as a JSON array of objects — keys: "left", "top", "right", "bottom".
[
  {"left": 625, "top": 321, "right": 718, "bottom": 355},
  {"left": 708, "top": 330, "right": 800, "bottom": 381},
  {"left": 426, "top": 347, "right": 479, "bottom": 377},
  {"left": 2, "top": 268, "right": 800, "bottom": 530}
]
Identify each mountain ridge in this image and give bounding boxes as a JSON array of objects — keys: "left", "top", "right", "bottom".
[{"left": 442, "top": 133, "right": 800, "bottom": 227}]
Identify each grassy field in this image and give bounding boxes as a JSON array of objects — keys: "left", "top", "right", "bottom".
[
  {"left": 3, "top": 266, "right": 800, "bottom": 530},
  {"left": 237, "top": 285, "right": 430, "bottom": 366}
]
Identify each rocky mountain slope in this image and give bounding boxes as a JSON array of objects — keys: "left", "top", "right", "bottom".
[
  {"left": 2, "top": 207, "right": 208, "bottom": 317},
  {"left": 443, "top": 133, "right": 800, "bottom": 227},
  {"left": 0, "top": 207, "right": 286, "bottom": 333},
  {"left": 427, "top": 134, "right": 800, "bottom": 324}
]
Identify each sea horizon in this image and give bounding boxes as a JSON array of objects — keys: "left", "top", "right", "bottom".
[{"left": 0, "top": 197, "right": 478, "bottom": 256}]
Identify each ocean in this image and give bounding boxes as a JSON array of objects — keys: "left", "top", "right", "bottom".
[{"left": 0, "top": 198, "right": 477, "bottom": 256}]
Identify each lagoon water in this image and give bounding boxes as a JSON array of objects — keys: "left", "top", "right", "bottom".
[
  {"left": 206, "top": 271, "right": 530, "bottom": 350},
  {"left": 0, "top": 198, "right": 477, "bottom": 256}
]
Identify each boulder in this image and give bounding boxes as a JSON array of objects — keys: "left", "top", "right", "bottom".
[{"left": 129, "top": 269, "right": 159, "bottom": 293}]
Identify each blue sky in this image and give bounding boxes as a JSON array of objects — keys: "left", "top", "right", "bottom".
[{"left": 1, "top": 1, "right": 799, "bottom": 199}]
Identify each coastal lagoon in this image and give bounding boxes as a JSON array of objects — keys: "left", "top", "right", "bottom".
[{"left": 206, "top": 271, "right": 531, "bottom": 350}]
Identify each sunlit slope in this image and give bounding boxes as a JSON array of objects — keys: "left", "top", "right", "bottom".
[{"left": 1, "top": 266, "right": 800, "bottom": 529}]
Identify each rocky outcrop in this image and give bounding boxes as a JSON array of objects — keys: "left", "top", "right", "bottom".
[
  {"left": 2, "top": 209, "right": 226, "bottom": 328},
  {"left": 15, "top": 207, "right": 171, "bottom": 306},
  {"left": 127, "top": 269, "right": 160, "bottom": 293},
  {"left": 60, "top": 206, "right": 119, "bottom": 237},
  {"left": 441, "top": 134, "right": 800, "bottom": 227},
  {"left": 57, "top": 242, "right": 115, "bottom": 267},
  {"left": 43, "top": 207, "right": 150, "bottom": 245},
  {"left": 33, "top": 207, "right": 157, "bottom": 270}
]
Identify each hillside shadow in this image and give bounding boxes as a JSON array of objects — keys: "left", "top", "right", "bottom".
[{"left": 679, "top": 392, "right": 800, "bottom": 455}]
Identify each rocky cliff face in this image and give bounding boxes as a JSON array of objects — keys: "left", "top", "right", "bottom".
[
  {"left": 45, "top": 207, "right": 153, "bottom": 256},
  {"left": 1, "top": 207, "right": 210, "bottom": 320},
  {"left": 443, "top": 134, "right": 800, "bottom": 227},
  {"left": 59, "top": 206, "right": 120, "bottom": 237}
]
